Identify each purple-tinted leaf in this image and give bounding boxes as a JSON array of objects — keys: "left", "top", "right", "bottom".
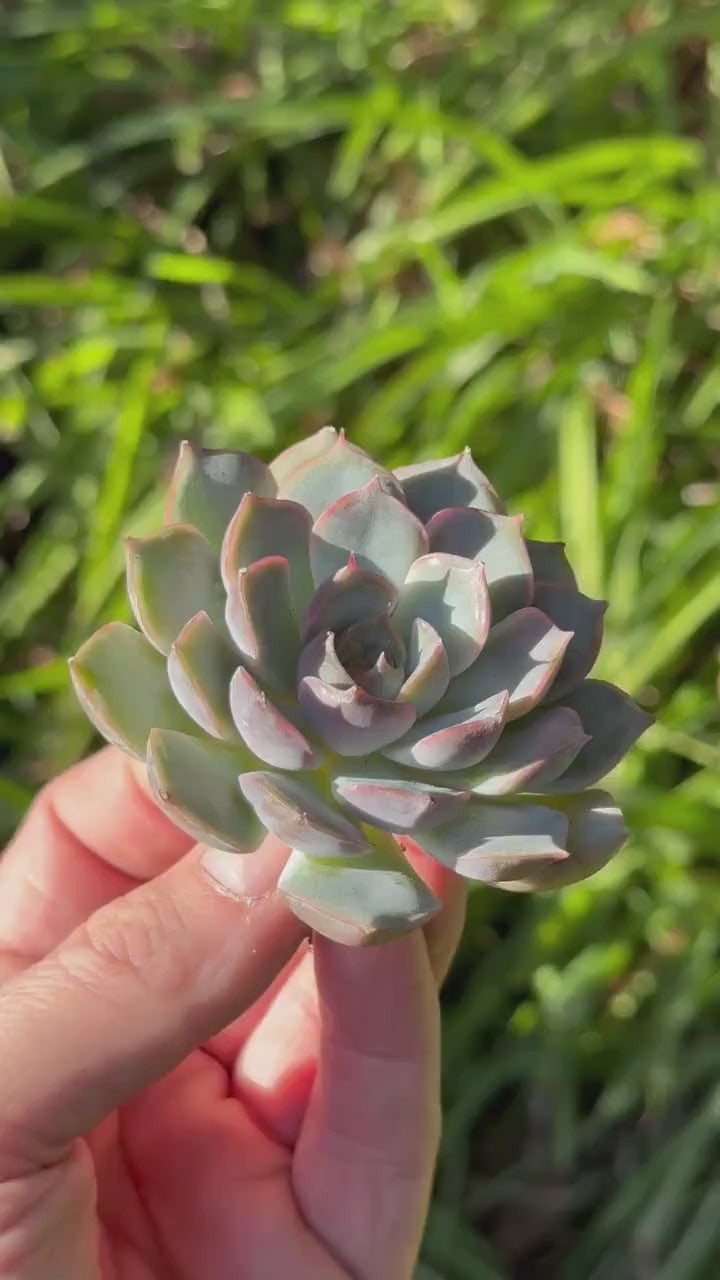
[
  {"left": 225, "top": 556, "right": 300, "bottom": 695},
  {"left": 332, "top": 776, "right": 470, "bottom": 833},
  {"left": 125, "top": 525, "right": 226, "bottom": 655},
  {"left": 238, "top": 771, "right": 371, "bottom": 858},
  {"left": 395, "top": 553, "right": 490, "bottom": 677},
  {"left": 532, "top": 583, "right": 606, "bottom": 700},
  {"left": 69, "top": 623, "right": 196, "bottom": 760},
  {"left": 300, "top": 556, "right": 398, "bottom": 644},
  {"left": 536, "top": 680, "right": 653, "bottom": 792},
  {"left": 427, "top": 508, "right": 533, "bottom": 622},
  {"left": 146, "top": 729, "right": 261, "bottom": 853},
  {"left": 165, "top": 440, "right": 275, "bottom": 549},
  {"left": 440, "top": 608, "right": 572, "bottom": 720},
  {"left": 310, "top": 477, "right": 428, "bottom": 589},
  {"left": 277, "top": 429, "right": 404, "bottom": 519},
  {"left": 353, "top": 650, "right": 405, "bottom": 700},
  {"left": 458, "top": 706, "right": 589, "bottom": 796},
  {"left": 298, "top": 676, "right": 416, "bottom": 756},
  {"left": 167, "top": 611, "right": 239, "bottom": 740},
  {"left": 335, "top": 612, "right": 406, "bottom": 699},
  {"left": 221, "top": 493, "right": 313, "bottom": 611},
  {"left": 297, "top": 629, "right": 354, "bottom": 688},
  {"left": 397, "top": 618, "right": 451, "bottom": 716},
  {"left": 229, "top": 666, "right": 318, "bottom": 771},
  {"left": 497, "top": 790, "right": 627, "bottom": 890},
  {"left": 383, "top": 691, "right": 508, "bottom": 770},
  {"left": 417, "top": 801, "right": 569, "bottom": 882},
  {"left": 396, "top": 448, "right": 504, "bottom": 522},
  {"left": 527, "top": 540, "right": 578, "bottom": 591},
  {"left": 278, "top": 834, "right": 439, "bottom": 944}
]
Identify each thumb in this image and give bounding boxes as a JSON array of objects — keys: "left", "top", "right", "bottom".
[{"left": 0, "top": 839, "right": 305, "bottom": 1177}]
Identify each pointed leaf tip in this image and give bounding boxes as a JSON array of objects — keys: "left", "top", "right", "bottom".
[
  {"left": 537, "top": 680, "right": 653, "bottom": 792},
  {"left": 275, "top": 430, "right": 402, "bottom": 519},
  {"left": 310, "top": 478, "right": 428, "bottom": 589},
  {"left": 165, "top": 441, "right": 275, "bottom": 548},
  {"left": 396, "top": 450, "right": 504, "bottom": 522}
]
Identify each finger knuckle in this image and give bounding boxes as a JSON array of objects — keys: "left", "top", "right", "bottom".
[{"left": 63, "top": 892, "right": 190, "bottom": 1000}]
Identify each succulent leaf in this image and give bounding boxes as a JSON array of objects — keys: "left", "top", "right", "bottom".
[
  {"left": 300, "top": 557, "right": 398, "bottom": 643},
  {"left": 146, "top": 729, "right": 261, "bottom": 852},
  {"left": 166, "top": 441, "right": 275, "bottom": 548},
  {"left": 532, "top": 583, "right": 606, "bottom": 700},
  {"left": 534, "top": 680, "right": 653, "bottom": 792},
  {"left": 298, "top": 677, "right": 417, "bottom": 755},
  {"left": 225, "top": 556, "right": 300, "bottom": 695},
  {"left": 395, "top": 553, "right": 490, "bottom": 677},
  {"left": 268, "top": 425, "right": 338, "bottom": 490},
  {"left": 335, "top": 611, "right": 406, "bottom": 698},
  {"left": 125, "top": 525, "right": 226, "bottom": 655},
  {"left": 332, "top": 776, "right": 470, "bottom": 832},
  {"left": 417, "top": 801, "right": 570, "bottom": 881},
  {"left": 441, "top": 607, "right": 572, "bottom": 719},
  {"left": 497, "top": 790, "right": 627, "bottom": 890},
  {"left": 383, "top": 691, "right": 508, "bottom": 771},
  {"left": 168, "top": 611, "right": 240, "bottom": 740},
  {"left": 310, "top": 477, "right": 428, "bottom": 589},
  {"left": 278, "top": 828, "right": 440, "bottom": 945},
  {"left": 396, "top": 449, "right": 504, "bottom": 521},
  {"left": 221, "top": 494, "right": 313, "bottom": 611},
  {"left": 456, "top": 705, "right": 589, "bottom": 796},
  {"left": 527, "top": 540, "right": 578, "bottom": 591},
  {"left": 297, "top": 629, "right": 354, "bottom": 688},
  {"left": 427, "top": 509, "right": 533, "bottom": 622},
  {"left": 229, "top": 666, "right": 318, "bottom": 770},
  {"left": 397, "top": 617, "right": 451, "bottom": 716},
  {"left": 353, "top": 650, "right": 405, "bottom": 700},
  {"left": 276, "top": 430, "right": 403, "bottom": 519},
  {"left": 70, "top": 623, "right": 197, "bottom": 759},
  {"left": 238, "top": 771, "right": 371, "bottom": 858}
]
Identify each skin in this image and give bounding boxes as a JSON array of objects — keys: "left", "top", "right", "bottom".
[{"left": 0, "top": 748, "right": 466, "bottom": 1280}]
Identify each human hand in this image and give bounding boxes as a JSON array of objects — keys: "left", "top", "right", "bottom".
[{"left": 0, "top": 748, "right": 466, "bottom": 1280}]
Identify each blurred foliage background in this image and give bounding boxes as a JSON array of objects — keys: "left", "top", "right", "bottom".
[{"left": 1, "top": 0, "right": 720, "bottom": 1275}]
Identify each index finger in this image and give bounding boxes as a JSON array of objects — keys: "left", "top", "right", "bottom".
[{"left": 0, "top": 747, "right": 192, "bottom": 968}]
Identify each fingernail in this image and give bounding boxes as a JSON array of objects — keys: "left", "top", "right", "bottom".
[{"left": 201, "top": 842, "right": 285, "bottom": 901}]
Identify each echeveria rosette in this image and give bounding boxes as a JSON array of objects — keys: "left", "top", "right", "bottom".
[{"left": 69, "top": 430, "right": 652, "bottom": 946}]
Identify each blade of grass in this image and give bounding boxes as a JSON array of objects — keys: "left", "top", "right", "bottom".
[
  {"left": 605, "top": 295, "right": 674, "bottom": 529},
  {"left": 74, "top": 357, "right": 156, "bottom": 629},
  {"left": 557, "top": 387, "right": 604, "bottom": 597}
]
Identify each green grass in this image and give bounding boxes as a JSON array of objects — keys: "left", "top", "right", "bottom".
[{"left": 2, "top": 1, "right": 720, "bottom": 1274}]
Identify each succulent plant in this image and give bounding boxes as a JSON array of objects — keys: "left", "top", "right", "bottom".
[{"left": 70, "top": 429, "right": 652, "bottom": 944}]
